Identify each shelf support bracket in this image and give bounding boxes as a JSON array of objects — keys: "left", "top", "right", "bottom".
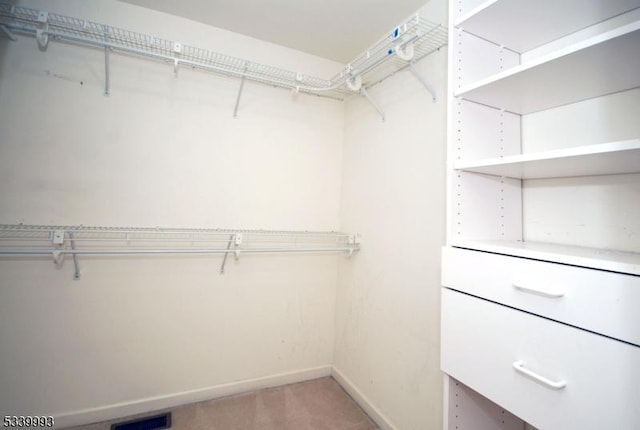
[
  {"left": 220, "top": 234, "right": 236, "bottom": 275},
  {"left": 409, "top": 63, "right": 436, "bottom": 102},
  {"left": 233, "top": 63, "right": 248, "bottom": 118},
  {"left": 291, "top": 73, "right": 303, "bottom": 100},
  {"left": 51, "top": 230, "right": 65, "bottom": 267},
  {"left": 233, "top": 234, "right": 242, "bottom": 261},
  {"left": 359, "top": 87, "right": 385, "bottom": 122},
  {"left": 67, "top": 231, "right": 81, "bottom": 281},
  {"left": 104, "top": 47, "right": 111, "bottom": 96},
  {"left": 103, "top": 26, "right": 110, "bottom": 96},
  {"left": 0, "top": 24, "right": 17, "bottom": 41},
  {"left": 35, "top": 11, "right": 49, "bottom": 51},
  {"left": 347, "top": 234, "right": 360, "bottom": 258},
  {"left": 172, "top": 42, "right": 182, "bottom": 77}
]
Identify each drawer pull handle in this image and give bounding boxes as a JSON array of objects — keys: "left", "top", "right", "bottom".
[
  {"left": 512, "top": 281, "right": 565, "bottom": 298},
  {"left": 513, "top": 360, "right": 566, "bottom": 390}
]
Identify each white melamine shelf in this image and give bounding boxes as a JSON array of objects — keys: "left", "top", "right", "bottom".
[
  {"left": 454, "top": 139, "right": 640, "bottom": 179},
  {"left": 455, "top": 21, "right": 640, "bottom": 114},
  {"left": 453, "top": 240, "right": 640, "bottom": 276},
  {"left": 455, "top": 0, "right": 640, "bottom": 52}
]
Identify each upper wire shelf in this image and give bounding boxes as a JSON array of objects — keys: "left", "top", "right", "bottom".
[
  {"left": 331, "top": 14, "right": 448, "bottom": 90},
  {"left": 0, "top": 2, "right": 447, "bottom": 101}
]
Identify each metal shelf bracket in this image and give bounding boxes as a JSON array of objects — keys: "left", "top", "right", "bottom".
[
  {"left": 409, "top": 62, "right": 437, "bottom": 102},
  {"left": 220, "top": 233, "right": 243, "bottom": 274},
  {"left": 234, "top": 233, "right": 242, "bottom": 261},
  {"left": 104, "top": 46, "right": 111, "bottom": 96},
  {"left": 291, "top": 73, "right": 303, "bottom": 100},
  {"left": 359, "top": 87, "right": 385, "bottom": 122},
  {"left": 173, "top": 58, "right": 179, "bottom": 77},
  {"left": 0, "top": 23, "right": 16, "bottom": 40},
  {"left": 219, "top": 234, "right": 234, "bottom": 275},
  {"left": 52, "top": 250, "right": 63, "bottom": 266},
  {"left": 67, "top": 231, "right": 81, "bottom": 280},
  {"left": 50, "top": 230, "right": 81, "bottom": 280},
  {"left": 347, "top": 70, "right": 385, "bottom": 121},
  {"left": 35, "top": 10, "right": 48, "bottom": 50},
  {"left": 172, "top": 42, "right": 181, "bottom": 77},
  {"left": 103, "top": 25, "right": 111, "bottom": 96},
  {"left": 347, "top": 234, "right": 361, "bottom": 258},
  {"left": 233, "top": 63, "right": 248, "bottom": 118}
]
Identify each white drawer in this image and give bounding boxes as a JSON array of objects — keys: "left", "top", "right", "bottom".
[
  {"left": 441, "top": 289, "right": 640, "bottom": 430},
  {"left": 442, "top": 246, "right": 640, "bottom": 346}
]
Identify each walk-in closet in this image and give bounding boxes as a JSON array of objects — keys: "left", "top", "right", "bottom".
[{"left": 1, "top": 0, "right": 638, "bottom": 429}]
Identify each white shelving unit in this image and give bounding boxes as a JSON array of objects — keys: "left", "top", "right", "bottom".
[
  {"left": 442, "top": 1, "right": 640, "bottom": 429},
  {"left": 449, "top": 1, "right": 640, "bottom": 274}
]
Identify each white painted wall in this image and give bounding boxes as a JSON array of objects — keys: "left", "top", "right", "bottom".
[
  {"left": 334, "top": 1, "right": 448, "bottom": 428},
  {"left": 0, "top": 0, "right": 344, "bottom": 426}
]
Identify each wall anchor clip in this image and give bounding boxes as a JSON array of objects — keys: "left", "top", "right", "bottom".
[{"left": 35, "top": 11, "right": 49, "bottom": 50}]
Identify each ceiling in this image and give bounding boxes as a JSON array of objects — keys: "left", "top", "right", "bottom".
[{"left": 118, "top": 0, "right": 429, "bottom": 63}]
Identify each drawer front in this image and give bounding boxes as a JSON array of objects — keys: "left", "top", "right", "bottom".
[
  {"left": 441, "top": 289, "right": 640, "bottom": 430},
  {"left": 442, "top": 246, "right": 640, "bottom": 346}
]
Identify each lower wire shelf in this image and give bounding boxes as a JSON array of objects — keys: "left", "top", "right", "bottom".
[{"left": 0, "top": 223, "right": 361, "bottom": 279}]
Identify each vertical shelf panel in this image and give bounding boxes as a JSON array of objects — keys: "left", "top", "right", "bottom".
[
  {"left": 447, "top": 376, "right": 524, "bottom": 430},
  {"left": 455, "top": 29, "right": 520, "bottom": 89},
  {"left": 456, "top": 98, "right": 521, "bottom": 161},
  {"left": 454, "top": 172, "right": 522, "bottom": 242}
]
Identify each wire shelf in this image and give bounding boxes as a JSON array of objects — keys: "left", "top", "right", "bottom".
[
  {"left": 0, "top": 2, "right": 447, "bottom": 100},
  {"left": 0, "top": 224, "right": 357, "bottom": 244},
  {"left": 331, "top": 15, "right": 448, "bottom": 89},
  {"left": 0, "top": 224, "right": 360, "bottom": 278},
  {"left": 364, "top": 25, "right": 449, "bottom": 88}
]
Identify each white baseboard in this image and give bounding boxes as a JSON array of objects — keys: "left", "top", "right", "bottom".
[
  {"left": 54, "top": 365, "right": 332, "bottom": 429},
  {"left": 331, "top": 366, "right": 397, "bottom": 430}
]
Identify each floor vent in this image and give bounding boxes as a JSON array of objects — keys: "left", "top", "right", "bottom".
[{"left": 110, "top": 412, "right": 171, "bottom": 430}]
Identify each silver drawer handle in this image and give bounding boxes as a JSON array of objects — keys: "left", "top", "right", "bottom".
[
  {"left": 512, "top": 280, "right": 565, "bottom": 298},
  {"left": 513, "top": 360, "right": 567, "bottom": 390}
]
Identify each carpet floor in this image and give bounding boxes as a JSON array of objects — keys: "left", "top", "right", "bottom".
[{"left": 63, "top": 376, "right": 379, "bottom": 430}]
